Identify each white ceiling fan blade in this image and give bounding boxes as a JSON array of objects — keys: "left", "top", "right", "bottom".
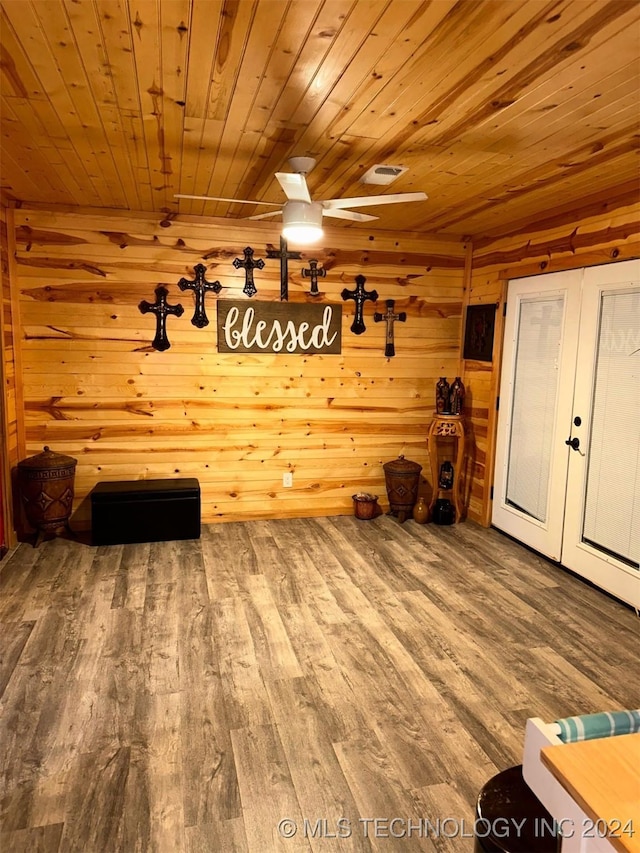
[
  {"left": 246, "top": 209, "right": 283, "bottom": 221},
  {"left": 322, "top": 191, "right": 428, "bottom": 210},
  {"left": 322, "top": 208, "right": 378, "bottom": 222},
  {"left": 275, "top": 172, "right": 312, "bottom": 203},
  {"left": 174, "top": 194, "right": 280, "bottom": 207}
]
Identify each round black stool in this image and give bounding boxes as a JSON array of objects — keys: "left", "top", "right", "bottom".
[{"left": 474, "top": 765, "right": 560, "bottom": 852}]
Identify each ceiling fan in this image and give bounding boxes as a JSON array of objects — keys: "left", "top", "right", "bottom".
[{"left": 175, "top": 157, "right": 428, "bottom": 243}]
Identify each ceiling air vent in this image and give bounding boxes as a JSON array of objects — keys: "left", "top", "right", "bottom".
[{"left": 361, "top": 164, "right": 408, "bottom": 186}]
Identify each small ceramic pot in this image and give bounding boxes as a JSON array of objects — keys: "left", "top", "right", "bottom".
[
  {"left": 352, "top": 493, "right": 379, "bottom": 520},
  {"left": 412, "top": 497, "right": 429, "bottom": 524}
]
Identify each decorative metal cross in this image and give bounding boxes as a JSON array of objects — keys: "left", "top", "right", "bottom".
[
  {"left": 341, "top": 274, "right": 378, "bottom": 335},
  {"left": 177, "top": 263, "right": 222, "bottom": 328},
  {"left": 266, "top": 237, "right": 302, "bottom": 301},
  {"left": 138, "top": 286, "right": 184, "bottom": 351},
  {"left": 302, "top": 258, "right": 326, "bottom": 296},
  {"left": 374, "top": 299, "right": 407, "bottom": 357},
  {"left": 233, "top": 246, "right": 265, "bottom": 297}
]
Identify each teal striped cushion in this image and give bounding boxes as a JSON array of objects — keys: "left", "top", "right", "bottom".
[{"left": 554, "top": 709, "right": 640, "bottom": 743}]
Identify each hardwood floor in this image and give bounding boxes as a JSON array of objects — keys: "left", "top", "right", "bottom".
[{"left": 1, "top": 516, "right": 638, "bottom": 852}]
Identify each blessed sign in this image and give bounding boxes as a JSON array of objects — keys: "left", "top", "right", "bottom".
[{"left": 217, "top": 300, "right": 342, "bottom": 354}]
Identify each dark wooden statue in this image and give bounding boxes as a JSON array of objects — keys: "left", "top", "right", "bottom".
[
  {"left": 139, "top": 286, "right": 184, "bottom": 351},
  {"left": 233, "top": 246, "right": 265, "bottom": 298},
  {"left": 266, "top": 237, "right": 302, "bottom": 301},
  {"left": 302, "top": 258, "right": 326, "bottom": 296},
  {"left": 374, "top": 299, "right": 406, "bottom": 356},
  {"left": 178, "top": 263, "right": 221, "bottom": 328},
  {"left": 341, "top": 274, "right": 378, "bottom": 335}
]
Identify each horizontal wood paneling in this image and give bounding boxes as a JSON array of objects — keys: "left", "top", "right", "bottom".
[
  {"left": 462, "top": 201, "right": 640, "bottom": 525},
  {"left": 1, "top": 207, "right": 20, "bottom": 546},
  {"left": 12, "top": 208, "right": 466, "bottom": 528}
]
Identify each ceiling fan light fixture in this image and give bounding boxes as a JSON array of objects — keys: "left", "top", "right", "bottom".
[{"left": 281, "top": 201, "right": 323, "bottom": 243}]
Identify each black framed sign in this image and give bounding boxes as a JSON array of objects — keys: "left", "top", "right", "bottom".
[
  {"left": 463, "top": 303, "right": 497, "bottom": 362},
  {"left": 217, "top": 300, "right": 342, "bottom": 354}
]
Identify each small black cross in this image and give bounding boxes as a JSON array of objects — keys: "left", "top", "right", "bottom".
[
  {"left": 139, "top": 286, "right": 184, "bottom": 351},
  {"left": 178, "top": 263, "right": 222, "bottom": 328},
  {"left": 301, "top": 258, "right": 326, "bottom": 296},
  {"left": 266, "top": 237, "right": 302, "bottom": 301},
  {"left": 233, "top": 246, "right": 265, "bottom": 298},
  {"left": 374, "top": 299, "right": 407, "bottom": 357},
  {"left": 341, "top": 274, "right": 378, "bottom": 335}
]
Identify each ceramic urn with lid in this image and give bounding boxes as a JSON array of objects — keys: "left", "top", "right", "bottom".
[
  {"left": 383, "top": 454, "right": 422, "bottom": 523},
  {"left": 17, "top": 446, "right": 78, "bottom": 546}
]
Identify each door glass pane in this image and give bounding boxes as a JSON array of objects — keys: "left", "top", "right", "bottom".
[
  {"left": 582, "top": 288, "right": 640, "bottom": 568},
  {"left": 506, "top": 296, "right": 564, "bottom": 522}
]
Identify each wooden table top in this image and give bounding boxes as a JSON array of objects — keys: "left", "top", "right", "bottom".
[{"left": 541, "top": 732, "right": 640, "bottom": 853}]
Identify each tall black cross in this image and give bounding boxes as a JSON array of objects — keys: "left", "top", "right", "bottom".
[
  {"left": 341, "top": 274, "right": 378, "bottom": 335},
  {"left": 374, "top": 299, "right": 407, "bottom": 357},
  {"left": 139, "top": 286, "right": 184, "bottom": 351},
  {"left": 233, "top": 246, "right": 265, "bottom": 297},
  {"left": 302, "top": 258, "right": 326, "bottom": 296},
  {"left": 178, "top": 263, "right": 221, "bottom": 328},
  {"left": 266, "top": 237, "right": 302, "bottom": 301}
]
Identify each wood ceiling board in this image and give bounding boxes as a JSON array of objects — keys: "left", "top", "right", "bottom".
[
  {"left": 337, "top": 1, "right": 555, "bottom": 144},
  {"left": 33, "top": 1, "right": 128, "bottom": 208},
  {"left": 2, "top": 2, "right": 113, "bottom": 207},
  {"left": 223, "top": 0, "right": 387, "bottom": 210},
  {"left": 480, "top": 31, "right": 640, "bottom": 149},
  {"left": 202, "top": 2, "right": 298, "bottom": 218},
  {"left": 241, "top": 2, "right": 327, "bottom": 138},
  {"left": 412, "top": 126, "right": 638, "bottom": 231},
  {"left": 187, "top": 2, "right": 278, "bottom": 217},
  {"left": 441, "top": 164, "right": 640, "bottom": 237},
  {"left": 0, "top": 6, "right": 47, "bottom": 100},
  {"left": 63, "top": 0, "right": 145, "bottom": 210},
  {"left": 245, "top": 0, "right": 352, "bottom": 135},
  {"left": 98, "top": 0, "right": 156, "bottom": 211},
  {"left": 406, "top": 1, "right": 638, "bottom": 154},
  {"left": 278, "top": 0, "right": 443, "bottom": 159},
  {"left": 1, "top": 0, "right": 638, "bottom": 238}
]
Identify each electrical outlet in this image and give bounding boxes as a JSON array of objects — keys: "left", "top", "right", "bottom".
[{"left": 283, "top": 472, "right": 293, "bottom": 488}]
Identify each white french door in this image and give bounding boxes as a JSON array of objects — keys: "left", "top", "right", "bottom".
[
  {"left": 493, "top": 259, "right": 640, "bottom": 609},
  {"left": 493, "top": 270, "right": 582, "bottom": 559}
]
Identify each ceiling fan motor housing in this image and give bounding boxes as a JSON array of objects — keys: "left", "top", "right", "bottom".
[{"left": 288, "top": 156, "right": 316, "bottom": 175}]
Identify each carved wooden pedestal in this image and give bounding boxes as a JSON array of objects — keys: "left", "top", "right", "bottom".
[{"left": 427, "top": 414, "right": 466, "bottom": 523}]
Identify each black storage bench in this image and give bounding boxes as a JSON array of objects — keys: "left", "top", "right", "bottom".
[{"left": 91, "top": 478, "right": 201, "bottom": 545}]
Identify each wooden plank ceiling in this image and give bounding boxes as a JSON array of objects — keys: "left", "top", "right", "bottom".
[{"left": 1, "top": 0, "right": 638, "bottom": 240}]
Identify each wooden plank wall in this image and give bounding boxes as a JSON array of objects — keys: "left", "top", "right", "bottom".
[
  {"left": 463, "top": 200, "right": 640, "bottom": 526},
  {"left": 1, "top": 206, "right": 21, "bottom": 545},
  {"left": 9, "top": 208, "right": 466, "bottom": 529}
]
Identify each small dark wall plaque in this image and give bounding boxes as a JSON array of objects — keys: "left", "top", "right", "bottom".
[
  {"left": 463, "top": 303, "right": 497, "bottom": 362},
  {"left": 217, "top": 300, "right": 342, "bottom": 354}
]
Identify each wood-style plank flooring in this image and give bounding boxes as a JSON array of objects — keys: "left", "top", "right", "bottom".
[{"left": 1, "top": 516, "right": 638, "bottom": 852}]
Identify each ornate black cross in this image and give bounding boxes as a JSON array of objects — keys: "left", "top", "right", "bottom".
[
  {"left": 177, "top": 263, "right": 221, "bottom": 328},
  {"left": 233, "top": 246, "right": 265, "bottom": 298},
  {"left": 341, "top": 274, "right": 378, "bottom": 335},
  {"left": 266, "top": 237, "right": 302, "bottom": 301},
  {"left": 374, "top": 299, "right": 407, "bottom": 357},
  {"left": 302, "top": 258, "right": 326, "bottom": 296},
  {"left": 139, "top": 286, "right": 184, "bottom": 351}
]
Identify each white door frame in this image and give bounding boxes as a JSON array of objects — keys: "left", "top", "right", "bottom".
[
  {"left": 561, "top": 260, "right": 640, "bottom": 608},
  {"left": 492, "top": 269, "right": 582, "bottom": 560}
]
